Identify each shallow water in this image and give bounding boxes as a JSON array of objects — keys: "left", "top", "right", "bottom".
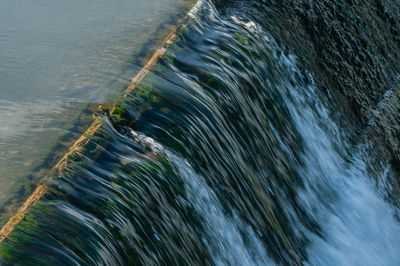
[
  {"left": 1, "top": 0, "right": 400, "bottom": 265},
  {"left": 0, "top": 0, "right": 192, "bottom": 216}
]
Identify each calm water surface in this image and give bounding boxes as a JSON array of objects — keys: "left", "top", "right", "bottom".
[
  {"left": 0, "top": 0, "right": 191, "bottom": 214},
  {"left": 1, "top": 1, "right": 400, "bottom": 265}
]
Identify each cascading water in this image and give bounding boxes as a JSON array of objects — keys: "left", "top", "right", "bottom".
[
  {"left": 129, "top": 130, "right": 273, "bottom": 265},
  {"left": 1, "top": 1, "right": 399, "bottom": 265}
]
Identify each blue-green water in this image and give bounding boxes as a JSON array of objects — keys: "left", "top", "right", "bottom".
[
  {"left": 0, "top": 0, "right": 192, "bottom": 214},
  {"left": 1, "top": 0, "right": 400, "bottom": 265}
]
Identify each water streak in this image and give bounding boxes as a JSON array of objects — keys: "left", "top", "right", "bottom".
[{"left": 1, "top": 1, "right": 400, "bottom": 265}]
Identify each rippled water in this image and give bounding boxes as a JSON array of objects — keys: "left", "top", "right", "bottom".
[
  {"left": 1, "top": 0, "right": 400, "bottom": 265},
  {"left": 0, "top": 0, "right": 193, "bottom": 219}
]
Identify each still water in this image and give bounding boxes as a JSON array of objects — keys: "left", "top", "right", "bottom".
[
  {"left": 0, "top": 0, "right": 192, "bottom": 218},
  {"left": 1, "top": 1, "right": 400, "bottom": 264}
]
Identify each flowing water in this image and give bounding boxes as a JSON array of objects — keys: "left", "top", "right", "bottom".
[
  {"left": 0, "top": 0, "right": 193, "bottom": 220},
  {"left": 1, "top": 0, "right": 400, "bottom": 265}
]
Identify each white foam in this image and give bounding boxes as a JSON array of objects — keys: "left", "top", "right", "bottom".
[
  {"left": 188, "top": 0, "right": 205, "bottom": 19},
  {"left": 171, "top": 155, "right": 274, "bottom": 266},
  {"left": 129, "top": 129, "right": 274, "bottom": 265},
  {"left": 275, "top": 45, "right": 400, "bottom": 266}
]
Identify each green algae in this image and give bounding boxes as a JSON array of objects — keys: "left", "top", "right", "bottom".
[
  {"left": 0, "top": 103, "right": 95, "bottom": 227},
  {"left": 0, "top": 5, "right": 211, "bottom": 263},
  {"left": 0, "top": 0, "right": 201, "bottom": 230}
]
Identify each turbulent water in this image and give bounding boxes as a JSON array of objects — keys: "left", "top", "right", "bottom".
[{"left": 1, "top": 1, "right": 400, "bottom": 265}]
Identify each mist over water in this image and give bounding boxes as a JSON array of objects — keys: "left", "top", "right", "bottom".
[{"left": 1, "top": 1, "right": 400, "bottom": 265}]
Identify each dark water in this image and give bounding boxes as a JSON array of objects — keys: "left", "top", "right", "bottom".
[{"left": 1, "top": 1, "right": 400, "bottom": 265}]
